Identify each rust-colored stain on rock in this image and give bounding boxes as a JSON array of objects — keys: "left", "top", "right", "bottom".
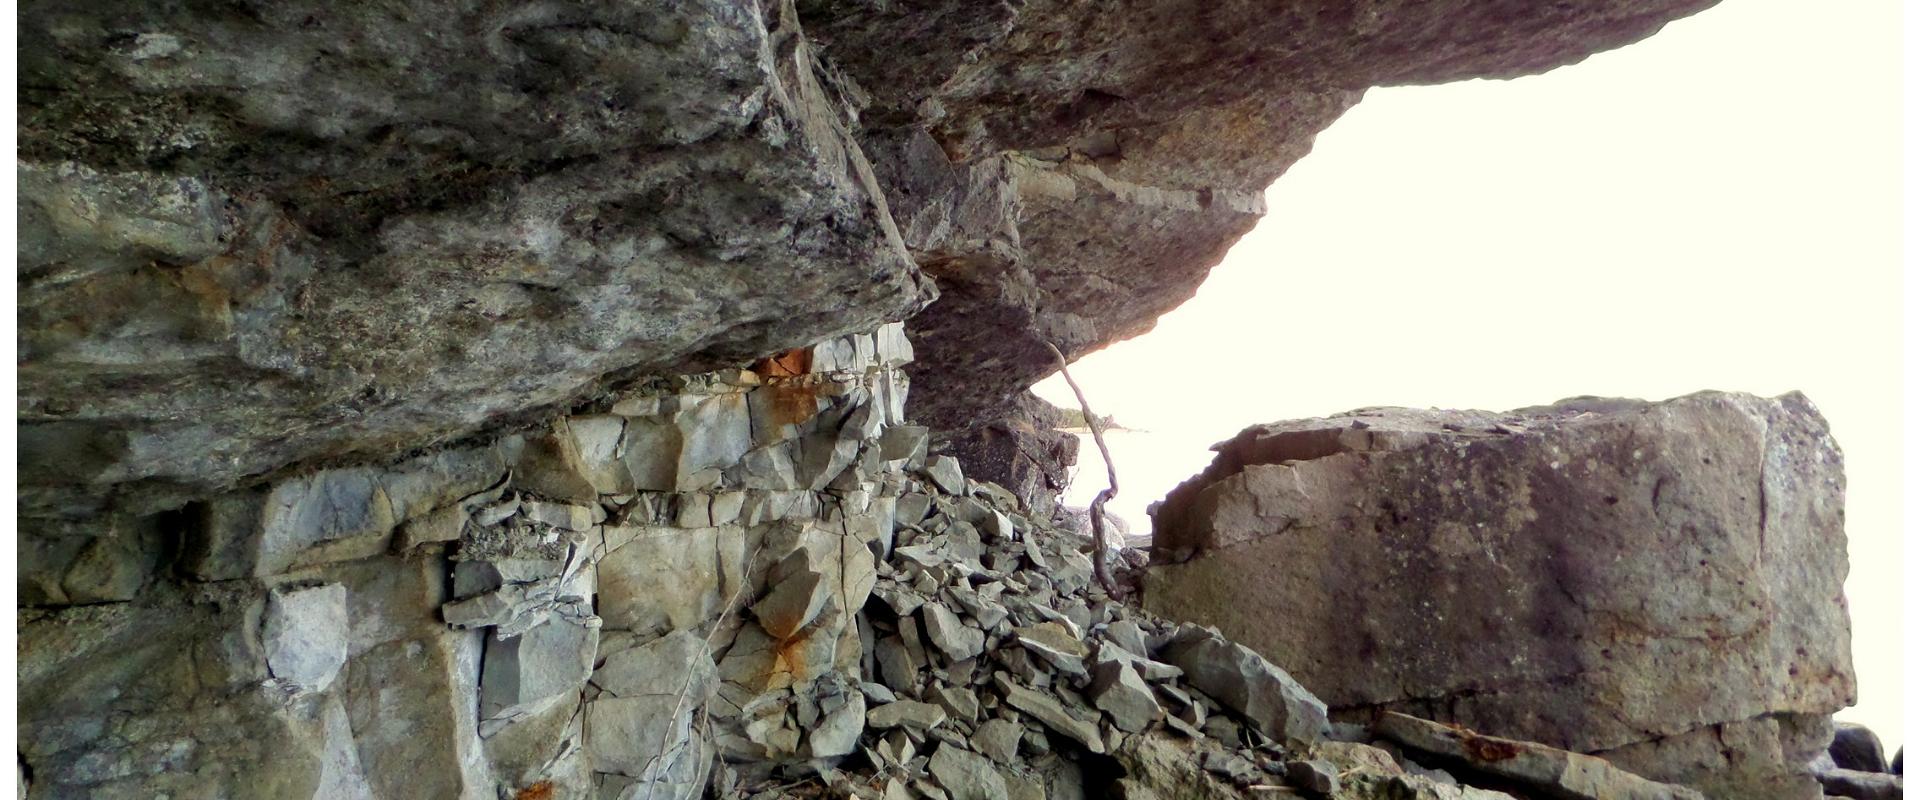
[
  {"left": 1462, "top": 732, "right": 1522, "bottom": 762},
  {"left": 515, "top": 781, "right": 555, "bottom": 800},
  {"left": 753, "top": 348, "right": 811, "bottom": 379},
  {"left": 775, "top": 633, "right": 810, "bottom": 678}
]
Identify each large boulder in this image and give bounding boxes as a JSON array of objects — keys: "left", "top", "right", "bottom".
[{"left": 1144, "top": 392, "right": 1853, "bottom": 799}]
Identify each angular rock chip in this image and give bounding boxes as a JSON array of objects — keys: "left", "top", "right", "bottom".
[
  {"left": 995, "top": 675, "right": 1105, "bottom": 754},
  {"left": 811, "top": 693, "right": 868, "bottom": 759},
  {"left": 263, "top": 582, "right": 350, "bottom": 693},
  {"left": 867, "top": 700, "right": 948, "bottom": 732},
  {"left": 1830, "top": 722, "right": 1891, "bottom": 774},
  {"left": 972, "top": 718, "right": 1025, "bottom": 765},
  {"left": 1816, "top": 767, "right": 1902, "bottom": 800},
  {"left": 926, "top": 456, "right": 967, "bottom": 496},
  {"left": 1287, "top": 759, "right": 1341, "bottom": 795},
  {"left": 929, "top": 743, "right": 1010, "bottom": 800},
  {"left": 753, "top": 570, "right": 831, "bottom": 639},
  {"left": 1159, "top": 630, "right": 1326, "bottom": 746},
  {"left": 1013, "top": 622, "right": 1090, "bottom": 677},
  {"left": 922, "top": 602, "right": 986, "bottom": 663},
  {"left": 1089, "top": 659, "right": 1160, "bottom": 733}
]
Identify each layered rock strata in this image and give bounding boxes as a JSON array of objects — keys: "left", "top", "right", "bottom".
[
  {"left": 1144, "top": 392, "right": 1854, "bottom": 800},
  {"left": 20, "top": 325, "right": 908, "bottom": 798}
]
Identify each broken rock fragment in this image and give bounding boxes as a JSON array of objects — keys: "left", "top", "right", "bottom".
[
  {"left": 921, "top": 602, "right": 986, "bottom": 663},
  {"left": 994, "top": 675, "right": 1105, "bottom": 754},
  {"left": 929, "top": 743, "right": 1010, "bottom": 800},
  {"left": 1159, "top": 627, "right": 1327, "bottom": 746},
  {"left": 867, "top": 700, "right": 947, "bottom": 732},
  {"left": 753, "top": 569, "right": 831, "bottom": 639},
  {"left": 263, "top": 582, "right": 349, "bottom": 693},
  {"left": 1089, "top": 659, "right": 1160, "bottom": 733}
]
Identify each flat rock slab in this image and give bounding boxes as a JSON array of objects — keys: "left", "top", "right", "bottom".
[{"left": 1375, "top": 712, "right": 1706, "bottom": 800}]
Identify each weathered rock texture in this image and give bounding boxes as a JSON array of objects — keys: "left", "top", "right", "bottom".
[
  {"left": 17, "top": 0, "right": 930, "bottom": 519},
  {"left": 19, "top": 2, "right": 1760, "bottom": 797},
  {"left": 1144, "top": 392, "right": 1854, "bottom": 800},
  {"left": 26, "top": 324, "right": 1677, "bottom": 800},
  {"left": 17, "top": 0, "right": 1720, "bottom": 518}
]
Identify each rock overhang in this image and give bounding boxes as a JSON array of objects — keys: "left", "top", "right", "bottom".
[{"left": 17, "top": 0, "right": 1724, "bottom": 522}]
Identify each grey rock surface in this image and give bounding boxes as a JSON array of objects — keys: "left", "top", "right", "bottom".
[
  {"left": 1375, "top": 712, "right": 1706, "bottom": 800},
  {"left": 263, "top": 582, "right": 350, "bottom": 694},
  {"left": 1830, "top": 721, "right": 1891, "bottom": 773},
  {"left": 1089, "top": 659, "right": 1160, "bottom": 734},
  {"left": 867, "top": 701, "right": 948, "bottom": 733},
  {"left": 928, "top": 743, "right": 1010, "bottom": 800},
  {"left": 921, "top": 602, "right": 986, "bottom": 663},
  {"left": 478, "top": 617, "right": 597, "bottom": 722},
  {"left": 18, "top": 0, "right": 932, "bottom": 518},
  {"left": 1288, "top": 759, "right": 1341, "bottom": 795},
  {"left": 1159, "top": 627, "right": 1329, "bottom": 746},
  {"left": 1146, "top": 392, "right": 1853, "bottom": 799},
  {"left": 995, "top": 677, "right": 1106, "bottom": 755},
  {"left": 810, "top": 692, "right": 867, "bottom": 759},
  {"left": 1816, "top": 767, "right": 1903, "bottom": 800}
]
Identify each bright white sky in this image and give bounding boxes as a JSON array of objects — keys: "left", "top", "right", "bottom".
[{"left": 1036, "top": 0, "right": 1905, "bottom": 751}]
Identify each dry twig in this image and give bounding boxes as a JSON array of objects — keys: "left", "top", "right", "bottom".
[{"left": 1044, "top": 342, "right": 1123, "bottom": 599}]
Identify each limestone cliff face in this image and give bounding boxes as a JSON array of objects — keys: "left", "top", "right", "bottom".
[{"left": 17, "top": 0, "right": 1719, "bottom": 520}]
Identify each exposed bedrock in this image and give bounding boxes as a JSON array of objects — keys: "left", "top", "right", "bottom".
[
  {"left": 16, "top": 0, "right": 930, "bottom": 518},
  {"left": 17, "top": 0, "right": 1719, "bottom": 519},
  {"left": 1142, "top": 392, "right": 1854, "bottom": 799},
  {"left": 31, "top": 325, "right": 1663, "bottom": 800}
]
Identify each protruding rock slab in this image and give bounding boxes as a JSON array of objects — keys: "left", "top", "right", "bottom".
[
  {"left": 1375, "top": 712, "right": 1706, "bottom": 800},
  {"left": 1145, "top": 392, "right": 1852, "bottom": 799},
  {"left": 16, "top": 0, "right": 931, "bottom": 517}
]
